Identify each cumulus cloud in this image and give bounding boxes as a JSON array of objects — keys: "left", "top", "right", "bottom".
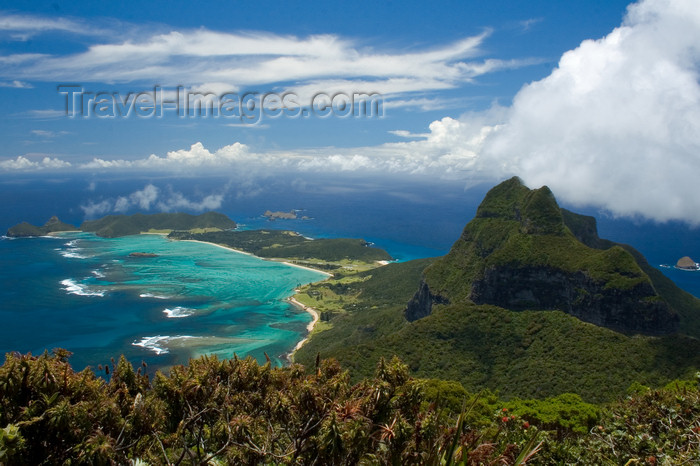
[
  {"left": 479, "top": 0, "right": 700, "bottom": 223},
  {"left": 130, "top": 184, "right": 159, "bottom": 210},
  {"left": 0, "top": 155, "right": 71, "bottom": 170},
  {"left": 80, "top": 200, "right": 113, "bottom": 219},
  {"left": 157, "top": 191, "right": 225, "bottom": 212},
  {"left": 80, "top": 184, "right": 226, "bottom": 218}
]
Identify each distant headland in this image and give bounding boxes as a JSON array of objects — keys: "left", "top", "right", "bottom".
[
  {"left": 7, "top": 212, "right": 237, "bottom": 238},
  {"left": 7, "top": 211, "right": 392, "bottom": 268},
  {"left": 6, "top": 216, "right": 77, "bottom": 237}
]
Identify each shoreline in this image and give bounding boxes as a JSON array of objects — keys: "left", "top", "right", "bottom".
[
  {"left": 180, "top": 239, "right": 256, "bottom": 257},
  {"left": 49, "top": 230, "right": 333, "bottom": 365},
  {"left": 179, "top": 239, "right": 333, "bottom": 277},
  {"left": 286, "top": 296, "right": 321, "bottom": 362},
  {"left": 47, "top": 230, "right": 82, "bottom": 236},
  {"left": 178, "top": 237, "right": 331, "bottom": 362},
  {"left": 272, "top": 259, "right": 333, "bottom": 277}
]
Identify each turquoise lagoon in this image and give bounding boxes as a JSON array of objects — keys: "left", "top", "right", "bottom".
[{"left": 0, "top": 233, "right": 328, "bottom": 371}]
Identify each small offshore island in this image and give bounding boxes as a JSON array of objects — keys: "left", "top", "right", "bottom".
[
  {"left": 263, "top": 209, "right": 311, "bottom": 221},
  {"left": 676, "top": 256, "right": 700, "bottom": 271}
]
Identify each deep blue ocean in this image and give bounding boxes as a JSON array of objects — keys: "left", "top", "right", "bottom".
[{"left": 1, "top": 173, "right": 699, "bottom": 373}]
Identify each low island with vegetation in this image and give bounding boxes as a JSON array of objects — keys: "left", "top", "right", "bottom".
[
  {"left": 168, "top": 229, "right": 392, "bottom": 270},
  {"left": 6, "top": 212, "right": 237, "bottom": 238}
]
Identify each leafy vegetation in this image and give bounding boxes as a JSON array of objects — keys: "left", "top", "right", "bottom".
[
  {"left": 80, "top": 212, "right": 237, "bottom": 237},
  {"left": 295, "top": 178, "right": 700, "bottom": 402},
  {"left": 169, "top": 229, "right": 393, "bottom": 262},
  {"left": 0, "top": 350, "right": 545, "bottom": 465},
  {"left": 424, "top": 177, "right": 660, "bottom": 303},
  {"left": 1, "top": 350, "right": 697, "bottom": 464},
  {"left": 297, "top": 274, "right": 700, "bottom": 402}
]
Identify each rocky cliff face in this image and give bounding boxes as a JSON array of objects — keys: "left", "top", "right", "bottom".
[
  {"left": 405, "top": 280, "right": 448, "bottom": 322},
  {"left": 405, "top": 177, "right": 681, "bottom": 336},
  {"left": 470, "top": 264, "right": 678, "bottom": 335}
]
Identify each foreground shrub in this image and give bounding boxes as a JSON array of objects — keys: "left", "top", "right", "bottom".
[{"left": 0, "top": 351, "right": 542, "bottom": 465}]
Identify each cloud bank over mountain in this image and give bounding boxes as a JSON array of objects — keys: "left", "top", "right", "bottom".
[{"left": 481, "top": 0, "right": 700, "bottom": 223}]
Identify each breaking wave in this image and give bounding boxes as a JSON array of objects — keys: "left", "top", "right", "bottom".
[
  {"left": 139, "top": 293, "right": 170, "bottom": 300},
  {"left": 132, "top": 335, "right": 194, "bottom": 355},
  {"left": 163, "top": 306, "right": 195, "bottom": 318},
  {"left": 60, "top": 278, "right": 105, "bottom": 297}
]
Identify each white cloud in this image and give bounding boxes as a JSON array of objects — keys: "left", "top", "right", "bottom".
[
  {"left": 479, "top": 0, "right": 700, "bottom": 224},
  {"left": 25, "top": 109, "right": 65, "bottom": 119},
  {"left": 0, "top": 54, "right": 47, "bottom": 64},
  {"left": 114, "top": 196, "right": 130, "bottom": 213},
  {"left": 81, "top": 183, "right": 226, "bottom": 218},
  {"left": 80, "top": 199, "right": 113, "bottom": 219},
  {"left": 385, "top": 97, "right": 459, "bottom": 111},
  {"left": 0, "top": 22, "right": 533, "bottom": 100},
  {"left": 157, "top": 192, "right": 224, "bottom": 212},
  {"left": 31, "top": 129, "right": 69, "bottom": 138},
  {"left": 4, "top": 0, "right": 700, "bottom": 226},
  {"left": 388, "top": 130, "right": 429, "bottom": 139},
  {"left": 0, "top": 12, "right": 104, "bottom": 39},
  {"left": 130, "top": 184, "right": 159, "bottom": 210},
  {"left": 0, "top": 80, "right": 31, "bottom": 88},
  {"left": 0, "top": 155, "right": 71, "bottom": 170},
  {"left": 0, "top": 156, "right": 34, "bottom": 170},
  {"left": 518, "top": 18, "right": 543, "bottom": 32},
  {"left": 40, "top": 157, "right": 72, "bottom": 169}
]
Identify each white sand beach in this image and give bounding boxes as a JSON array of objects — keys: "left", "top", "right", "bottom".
[{"left": 287, "top": 296, "right": 321, "bottom": 358}]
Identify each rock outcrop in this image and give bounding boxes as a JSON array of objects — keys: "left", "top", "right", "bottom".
[
  {"left": 676, "top": 256, "right": 698, "bottom": 270},
  {"left": 405, "top": 280, "right": 448, "bottom": 322}
]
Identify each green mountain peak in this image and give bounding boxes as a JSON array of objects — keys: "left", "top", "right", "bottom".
[
  {"left": 475, "top": 176, "right": 564, "bottom": 235},
  {"left": 409, "top": 177, "right": 680, "bottom": 335}
]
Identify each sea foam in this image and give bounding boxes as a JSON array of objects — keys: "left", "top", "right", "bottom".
[
  {"left": 163, "top": 306, "right": 195, "bottom": 318},
  {"left": 133, "top": 335, "right": 194, "bottom": 355},
  {"left": 139, "top": 293, "right": 170, "bottom": 299},
  {"left": 58, "top": 248, "right": 90, "bottom": 259},
  {"left": 60, "top": 278, "right": 105, "bottom": 297}
]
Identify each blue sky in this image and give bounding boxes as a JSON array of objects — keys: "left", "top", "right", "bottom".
[{"left": 1, "top": 0, "right": 700, "bottom": 224}]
